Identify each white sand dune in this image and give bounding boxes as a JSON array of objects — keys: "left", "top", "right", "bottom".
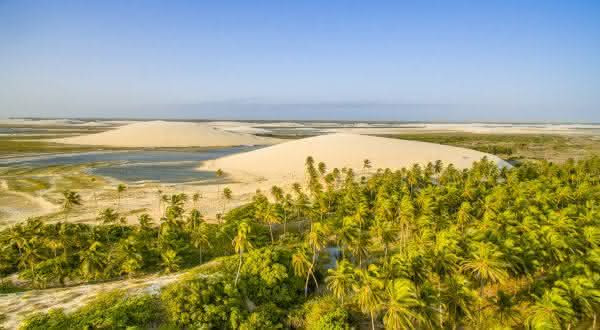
[
  {"left": 202, "top": 133, "right": 511, "bottom": 183},
  {"left": 52, "top": 121, "right": 280, "bottom": 147}
]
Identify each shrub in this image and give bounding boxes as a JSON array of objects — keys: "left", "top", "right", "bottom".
[
  {"left": 161, "top": 274, "right": 246, "bottom": 329},
  {"left": 19, "top": 291, "right": 163, "bottom": 330}
]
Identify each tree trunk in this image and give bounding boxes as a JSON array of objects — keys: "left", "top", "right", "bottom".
[
  {"left": 370, "top": 311, "right": 375, "bottom": 330},
  {"left": 269, "top": 224, "right": 274, "bottom": 243},
  {"left": 439, "top": 281, "right": 443, "bottom": 329},
  {"left": 311, "top": 270, "right": 319, "bottom": 288},
  {"left": 234, "top": 251, "right": 242, "bottom": 286},
  {"left": 304, "top": 271, "right": 310, "bottom": 297},
  {"left": 283, "top": 209, "right": 287, "bottom": 234},
  {"left": 384, "top": 244, "right": 388, "bottom": 260}
]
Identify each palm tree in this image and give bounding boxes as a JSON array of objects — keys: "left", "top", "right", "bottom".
[
  {"left": 527, "top": 289, "right": 574, "bottom": 329},
  {"left": 185, "top": 209, "right": 204, "bottom": 231},
  {"left": 489, "top": 290, "right": 522, "bottom": 327},
  {"left": 382, "top": 279, "right": 422, "bottom": 330},
  {"left": 555, "top": 276, "right": 600, "bottom": 328},
  {"left": 191, "top": 223, "right": 211, "bottom": 264},
  {"left": 318, "top": 161, "right": 327, "bottom": 177},
  {"left": 442, "top": 274, "right": 476, "bottom": 329},
  {"left": 434, "top": 160, "right": 444, "bottom": 175},
  {"left": 363, "top": 159, "right": 372, "bottom": 176},
  {"left": 61, "top": 190, "right": 82, "bottom": 221},
  {"left": 326, "top": 259, "right": 355, "bottom": 304},
  {"left": 215, "top": 168, "right": 224, "bottom": 195},
  {"left": 97, "top": 208, "right": 119, "bottom": 225},
  {"left": 263, "top": 203, "right": 281, "bottom": 243},
  {"left": 369, "top": 219, "right": 397, "bottom": 260},
  {"left": 461, "top": 242, "right": 508, "bottom": 290},
  {"left": 461, "top": 242, "right": 508, "bottom": 325},
  {"left": 430, "top": 232, "right": 459, "bottom": 328},
  {"left": 232, "top": 221, "right": 252, "bottom": 286},
  {"left": 137, "top": 213, "right": 154, "bottom": 229},
  {"left": 19, "top": 240, "right": 43, "bottom": 274},
  {"left": 337, "top": 217, "right": 359, "bottom": 259},
  {"left": 292, "top": 247, "right": 314, "bottom": 297},
  {"left": 222, "top": 187, "right": 232, "bottom": 214},
  {"left": 79, "top": 241, "right": 106, "bottom": 280},
  {"left": 156, "top": 188, "right": 163, "bottom": 215},
  {"left": 114, "top": 237, "right": 143, "bottom": 277},
  {"left": 308, "top": 223, "right": 326, "bottom": 278},
  {"left": 116, "top": 184, "right": 126, "bottom": 209},
  {"left": 160, "top": 249, "right": 182, "bottom": 273},
  {"left": 353, "top": 267, "right": 384, "bottom": 330},
  {"left": 192, "top": 192, "right": 202, "bottom": 208},
  {"left": 90, "top": 177, "right": 98, "bottom": 208}
]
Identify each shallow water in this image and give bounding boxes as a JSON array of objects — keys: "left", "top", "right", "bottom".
[{"left": 3, "top": 147, "right": 261, "bottom": 183}]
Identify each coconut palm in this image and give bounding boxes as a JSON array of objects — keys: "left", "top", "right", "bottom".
[
  {"left": 292, "top": 247, "right": 315, "bottom": 297},
  {"left": 337, "top": 217, "right": 359, "bottom": 259},
  {"left": 79, "top": 241, "right": 106, "bottom": 280},
  {"left": 215, "top": 168, "right": 224, "bottom": 195},
  {"left": 382, "top": 278, "right": 422, "bottom": 330},
  {"left": 185, "top": 209, "right": 204, "bottom": 231},
  {"left": 137, "top": 213, "right": 154, "bottom": 229},
  {"left": 116, "top": 184, "right": 126, "bottom": 209},
  {"left": 232, "top": 221, "right": 252, "bottom": 286},
  {"left": 353, "top": 267, "right": 384, "bottom": 330},
  {"left": 363, "top": 159, "right": 372, "bottom": 173},
  {"left": 555, "top": 276, "right": 600, "bottom": 328},
  {"left": 192, "top": 192, "right": 202, "bottom": 208},
  {"left": 61, "top": 190, "right": 82, "bottom": 221},
  {"left": 527, "top": 288, "right": 574, "bottom": 329},
  {"left": 191, "top": 223, "right": 211, "bottom": 264},
  {"left": 369, "top": 219, "right": 397, "bottom": 260},
  {"left": 222, "top": 187, "right": 232, "bottom": 214},
  {"left": 97, "top": 208, "right": 119, "bottom": 225},
  {"left": 441, "top": 274, "right": 476, "bottom": 329},
  {"left": 461, "top": 242, "right": 508, "bottom": 325},
  {"left": 326, "top": 259, "right": 355, "bottom": 304},
  {"left": 263, "top": 203, "right": 281, "bottom": 243},
  {"left": 156, "top": 188, "right": 163, "bottom": 210},
  {"left": 160, "top": 249, "right": 182, "bottom": 273},
  {"left": 489, "top": 290, "right": 522, "bottom": 327}
]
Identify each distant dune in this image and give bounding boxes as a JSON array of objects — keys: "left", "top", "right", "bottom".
[
  {"left": 203, "top": 133, "right": 511, "bottom": 183},
  {"left": 52, "top": 121, "right": 280, "bottom": 147}
]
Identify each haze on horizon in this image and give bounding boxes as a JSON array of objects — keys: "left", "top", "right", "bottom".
[{"left": 1, "top": 1, "right": 599, "bottom": 121}]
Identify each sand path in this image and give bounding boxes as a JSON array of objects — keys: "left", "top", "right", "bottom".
[{"left": 0, "top": 272, "right": 182, "bottom": 329}]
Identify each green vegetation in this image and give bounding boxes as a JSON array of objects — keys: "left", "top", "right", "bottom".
[
  {"left": 4, "top": 156, "right": 600, "bottom": 329},
  {"left": 0, "top": 138, "right": 102, "bottom": 156},
  {"left": 383, "top": 132, "right": 600, "bottom": 162},
  {"left": 20, "top": 290, "right": 163, "bottom": 329}
]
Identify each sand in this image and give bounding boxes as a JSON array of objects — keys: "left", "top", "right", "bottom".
[
  {"left": 52, "top": 121, "right": 280, "bottom": 148},
  {"left": 201, "top": 133, "right": 511, "bottom": 184}
]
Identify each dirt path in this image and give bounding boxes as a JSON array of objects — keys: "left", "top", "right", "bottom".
[{"left": 0, "top": 272, "right": 181, "bottom": 329}]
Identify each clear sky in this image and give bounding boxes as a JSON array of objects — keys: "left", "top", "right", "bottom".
[{"left": 1, "top": 1, "right": 599, "bottom": 121}]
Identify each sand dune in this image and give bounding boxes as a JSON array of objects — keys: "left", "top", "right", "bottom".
[
  {"left": 53, "top": 121, "right": 280, "bottom": 147},
  {"left": 202, "top": 133, "right": 511, "bottom": 183}
]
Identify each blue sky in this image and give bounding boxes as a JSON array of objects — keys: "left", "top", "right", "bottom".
[{"left": 1, "top": 1, "right": 599, "bottom": 121}]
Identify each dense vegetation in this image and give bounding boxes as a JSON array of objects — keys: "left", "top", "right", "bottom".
[
  {"left": 382, "top": 133, "right": 600, "bottom": 162},
  {"left": 3, "top": 156, "right": 600, "bottom": 329}
]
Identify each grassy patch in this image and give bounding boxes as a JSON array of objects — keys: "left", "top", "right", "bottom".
[
  {"left": 379, "top": 133, "right": 600, "bottom": 162},
  {"left": 0, "top": 138, "right": 103, "bottom": 156},
  {"left": 5, "top": 177, "right": 51, "bottom": 193},
  {"left": 0, "top": 280, "right": 27, "bottom": 294}
]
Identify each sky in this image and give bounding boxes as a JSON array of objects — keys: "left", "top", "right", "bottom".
[{"left": 1, "top": 1, "right": 599, "bottom": 121}]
